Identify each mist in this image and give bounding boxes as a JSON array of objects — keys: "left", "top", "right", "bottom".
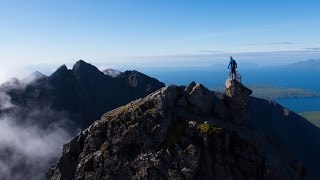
[{"left": 0, "top": 80, "right": 76, "bottom": 180}]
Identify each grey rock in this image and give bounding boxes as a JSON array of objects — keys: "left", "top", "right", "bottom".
[
  {"left": 184, "top": 81, "right": 196, "bottom": 93},
  {"left": 188, "top": 83, "right": 215, "bottom": 115},
  {"left": 225, "top": 80, "right": 252, "bottom": 124},
  {"left": 47, "top": 82, "right": 310, "bottom": 180}
]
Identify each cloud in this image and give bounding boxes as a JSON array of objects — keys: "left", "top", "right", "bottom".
[
  {"left": 246, "top": 41, "right": 295, "bottom": 46},
  {"left": 0, "top": 92, "right": 15, "bottom": 110},
  {"left": 199, "top": 50, "right": 224, "bottom": 53},
  {"left": 0, "top": 85, "right": 76, "bottom": 180},
  {"left": 304, "top": 47, "right": 320, "bottom": 51}
]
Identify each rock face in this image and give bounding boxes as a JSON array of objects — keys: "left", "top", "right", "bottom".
[
  {"left": 0, "top": 60, "right": 165, "bottom": 129},
  {"left": 225, "top": 80, "right": 253, "bottom": 124},
  {"left": 248, "top": 97, "right": 320, "bottom": 179},
  {"left": 47, "top": 82, "right": 310, "bottom": 180}
]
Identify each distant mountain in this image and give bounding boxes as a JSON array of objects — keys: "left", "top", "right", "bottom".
[
  {"left": 48, "top": 81, "right": 311, "bottom": 179},
  {"left": 0, "top": 60, "right": 165, "bottom": 129},
  {"left": 285, "top": 59, "right": 320, "bottom": 71},
  {"left": 102, "top": 68, "right": 122, "bottom": 77},
  {"left": 22, "top": 71, "right": 47, "bottom": 84}
]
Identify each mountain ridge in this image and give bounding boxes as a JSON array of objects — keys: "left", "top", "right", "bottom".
[
  {"left": 0, "top": 60, "right": 166, "bottom": 180},
  {"left": 0, "top": 60, "right": 165, "bottom": 129},
  {"left": 47, "top": 81, "right": 312, "bottom": 180}
]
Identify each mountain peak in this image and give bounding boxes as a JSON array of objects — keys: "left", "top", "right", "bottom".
[
  {"left": 50, "top": 64, "right": 70, "bottom": 79},
  {"left": 72, "top": 60, "right": 104, "bottom": 79},
  {"left": 72, "top": 60, "right": 95, "bottom": 71},
  {"left": 120, "top": 70, "right": 165, "bottom": 91},
  {"left": 22, "top": 71, "right": 47, "bottom": 85},
  {"left": 57, "top": 64, "right": 68, "bottom": 71}
]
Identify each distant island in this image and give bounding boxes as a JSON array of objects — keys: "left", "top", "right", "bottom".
[
  {"left": 214, "top": 85, "right": 320, "bottom": 99},
  {"left": 284, "top": 59, "right": 320, "bottom": 71},
  {"left": 249, "top": 86, "right": 320, "bottom": 99}
]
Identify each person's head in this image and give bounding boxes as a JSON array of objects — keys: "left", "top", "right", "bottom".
[{"left": 230, "top": 56, "right": 233, "bottom": 60}]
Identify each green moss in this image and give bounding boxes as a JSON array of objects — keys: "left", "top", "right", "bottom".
[
  {"left": 197, "top": 123, "right": 223, "bottom": 135},
  {"left": 161, "top": 122, "right": 187, "bottom": 149},
  {"left": 100, "top": 142, "right": 108, "bottom": 159}
]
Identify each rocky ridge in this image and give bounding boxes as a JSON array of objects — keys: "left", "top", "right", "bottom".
[
  {"left": 0, "top": 60, "right": 165, "bottom": 129},
  {"left": 47, "top": 80, "right": 310, "bottom": 180}
]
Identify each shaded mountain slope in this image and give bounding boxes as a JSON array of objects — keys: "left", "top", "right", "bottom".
[
  {"left": 0, "top": 60, "right": 165, "bottom": 128},
  {"left": 248, "top": 97, "right": 320, "bottom": 179},
  {"left": 0, "top": 60, "right": 164, "bottom": 180},
  {"left": 48, "top": 81, "right": 310, "bottom": 180}
]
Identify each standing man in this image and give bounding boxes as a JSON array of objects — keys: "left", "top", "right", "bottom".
[{"left": 228, "top": 56, "right": 237, "bottom": 79}]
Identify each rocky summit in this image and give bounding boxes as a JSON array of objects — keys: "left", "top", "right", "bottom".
[{"left": 47, "top": 81, "right": 310, "bottom": 180}]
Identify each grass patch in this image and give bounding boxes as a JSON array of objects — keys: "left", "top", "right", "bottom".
[
  {"left": 197, "top": 123, "right": 223, "bottom": 135},
  {"left": 300, "top": 111, "right": 320, "bottom": 128}
]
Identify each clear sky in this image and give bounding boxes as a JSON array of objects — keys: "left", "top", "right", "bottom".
[{"left": 0, "top": 0, "right": 320, "bottom": 80}]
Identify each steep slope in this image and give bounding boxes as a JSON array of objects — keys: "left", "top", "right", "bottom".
[
  {"left": 48, "top": 81, "right": 310, "bottom": 180},
  {"left": 248, "top": 97, "right": 320, "bottom": 179},
  {"left": 0, "top": 60, "right": 165, "bottom": 128}
]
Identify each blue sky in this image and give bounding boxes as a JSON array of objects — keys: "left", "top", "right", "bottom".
[{"left": 0, "top": 0, "right": 320, "bottom": 80}]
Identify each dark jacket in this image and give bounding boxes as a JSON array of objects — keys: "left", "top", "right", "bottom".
[{"left": 228, "top": 59, "right": 237, "bottom": 69}]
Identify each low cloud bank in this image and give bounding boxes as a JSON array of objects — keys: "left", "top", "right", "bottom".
[{"left": 0, "top": 80, "right": 77, "bottom": 180}]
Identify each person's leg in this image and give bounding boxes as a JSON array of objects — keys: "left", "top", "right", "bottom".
[{"left": 231, "top": 67, "right": 236, "bottom": 79}]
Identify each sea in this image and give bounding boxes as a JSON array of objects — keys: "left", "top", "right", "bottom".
[
  {"left": 276, "top": 97, "right": 320, "bottom": 113},
  {"left": 142, "top": 68, "right": 320, "bottom": 113}
]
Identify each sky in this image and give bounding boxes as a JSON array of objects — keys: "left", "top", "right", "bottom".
[{"left": 0, "top": 0, "right": 320, "bottom": 80}]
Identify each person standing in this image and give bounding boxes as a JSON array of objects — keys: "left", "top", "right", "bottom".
[{"left": 228, "top": 56, "right": 237, "bottom": 79}]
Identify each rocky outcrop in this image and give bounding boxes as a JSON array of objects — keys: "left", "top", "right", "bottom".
[
  {"left": 225, "top": 80, "right": 253, "bottom": 124},
  {"left": 47, "top": 82, "right": 310, "bottom": 180}
]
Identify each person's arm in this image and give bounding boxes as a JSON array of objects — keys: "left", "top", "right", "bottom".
[{"left": 228, "top": 60, "right": 231, "bottom": 68}]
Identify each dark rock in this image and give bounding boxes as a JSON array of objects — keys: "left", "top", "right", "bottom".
[
  {"left": 176, "top": 96, "right": 188, "bottom": 107},
  {"left": 248, "top": 96, "right": 320, "bottom": 179},
  {"left": 184, "top": 81, "right": 196, "bottom": 93},
  {"left": 48, "top": 83, "right": 310, "bottom": 180},
  {"left": 187, "top": 83, "right": 215, "bottom": 115},
  {"left": 1, "top": 60, "right": 165, "bottom": 129},
  {"left": 225, "top": 80, "right": 252, "bottom": 124}
]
